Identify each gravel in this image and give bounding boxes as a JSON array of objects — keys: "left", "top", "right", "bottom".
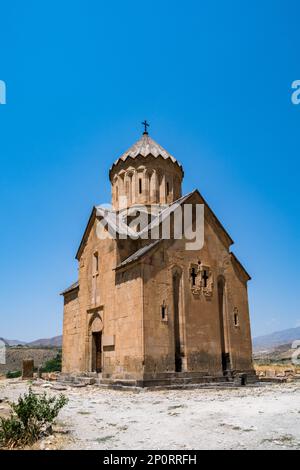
[{"left": 1, "top": 379, "right": 300, "bottom": 450}]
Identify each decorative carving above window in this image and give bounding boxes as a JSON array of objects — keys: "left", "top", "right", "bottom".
[
  {"left": 200, "top": 265, "right": 214, "bottom": 298},
  {"left": 189, "top": 264, "right": 199, "bottom": 292},
  {"left": 189, "top": 263, "right": 214, "bottom": 298}
]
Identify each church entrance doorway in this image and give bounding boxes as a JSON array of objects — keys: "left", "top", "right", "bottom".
[
  {"left": 173, "top": 268, "right": 184, "bottom": 373},
  {"left": 88, "top": 312, "right": 103, "bottom": 373},
  {"left": 218, "top": 276, "right": 231, "bottom": 374},
  {"left": 92, "top": 331, "right": 102, "bottom": 373}
]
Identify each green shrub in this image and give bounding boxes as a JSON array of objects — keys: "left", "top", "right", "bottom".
[
  {"left": 6, "top": 371, "right": 22, "bottom": 379},
  {"left": 41, "top": 352, "right": 62, "bottom": 373},
  {"left": 0, "top": 387, "right": 68, "bottom": 448},
  {"left": 0, "top": 415, "right": 23, "bottom": 446}
]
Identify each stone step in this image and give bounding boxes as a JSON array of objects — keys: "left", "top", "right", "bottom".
[
  {"left": 59, "top": 371, "right": 256, "bottom": 389},
  {"left": 58, "top": 374, "right": 97, "bottom": 385},
  {"left": 143, "top": 371, "right": 214, "bottom": 380},
  {"left": 96, "top": 374, "right": 234, "bottom": 388}
]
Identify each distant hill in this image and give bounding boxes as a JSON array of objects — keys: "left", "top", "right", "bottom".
[
  {"left": 1, "top": 338, "right": 27, "bottom": 346},
  {"left": 2, "top": 335, "right": 62, "bottom": 348},
  {"left": 253, "top": 327, "right": 300, "bottom": 352},
  {"left": 253, "top": 342, "right": 296, "bottom": 362},
  {"left": 27, "top": 335, "right": 62, "bottom": 348}
]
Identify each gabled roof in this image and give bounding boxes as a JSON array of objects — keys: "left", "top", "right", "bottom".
[
  {"left": 60, "top": 281, "right": 79, "bottom": 296},
  {"left": 230, "top": 252, "right": 251, "bottom": 281},
  {"left": 75, "top": 205, "right": 141, "bottom": 260},
  {"left": 192, "top": 189, "right": 234, "bottom": 247},
  {"left": 109, "top": 133, "right": 183, "bottom": 176},
  {"left": 73, "top": 190, "right": 250, "bottom": 280},
  {"left": 75, "top": 190, "right": 235, "bottom": 261},
  {"left": 115, "top": 239, "right": 161, "bottom": 270},
  {"left": 113, "top": 190, "right": 236, "bottom": 271},
  {"left": 75, "top": 207, "right": 97, "bottom": 260}
]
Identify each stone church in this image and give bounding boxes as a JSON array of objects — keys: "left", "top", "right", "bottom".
[{"left": 61, "top": 127, "right": 255, "bottom": 386}]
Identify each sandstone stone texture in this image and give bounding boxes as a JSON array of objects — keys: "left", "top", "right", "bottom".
[{"left": 61, "top": 131, "right": 255, "bottom": 386}]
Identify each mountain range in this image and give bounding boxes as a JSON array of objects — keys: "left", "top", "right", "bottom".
[
  {"left": 1, "top": 335, "right": 62, "bottom": 348},
  {"left": 252, "top": 327, "right": 300, "bottom": 352}
]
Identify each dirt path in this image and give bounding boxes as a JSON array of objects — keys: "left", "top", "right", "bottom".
[{"left": 1, "top": 380, "right": 300, "bottom": 450}]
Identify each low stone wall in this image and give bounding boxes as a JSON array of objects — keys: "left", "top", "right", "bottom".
[
  {"left": 0, "top": 347, "right": 59, "bottom": 374},
  {"left": 254, "top": 363, "right": 300, "bottom": 379}
]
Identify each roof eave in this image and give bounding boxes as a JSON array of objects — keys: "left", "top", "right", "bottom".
[
  {"left": 75, "top": 207, "right": 97, "bottom": 261},
  {"left": 60, "top": 281, "right": 79, "bottom": 296},
  {"left": 230, "top": 252, "right": 251, "bottom": 282},
  {"left": 114, "top": 239, "right": 162, "bottom": 271},
  {"left": 109, "top": 153, "right": 184, "bottom": 180}
]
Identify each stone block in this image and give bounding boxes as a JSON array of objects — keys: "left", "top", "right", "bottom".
[
  {"left": 102, "top": 335, "right": 115, "bottom": 347},
  {"left": 265, "top": 369, "right": 276, "bottom": 378},
  {"left": 22, "top": 359, "right": 34, "bottom": 379}
]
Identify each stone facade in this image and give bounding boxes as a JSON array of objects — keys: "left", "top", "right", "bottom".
[{"left": 61, "top": 131, "right": 255, "bottom": 386}]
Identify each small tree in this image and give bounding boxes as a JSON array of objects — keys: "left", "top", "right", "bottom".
[
  {"left": 41, "top": 352, "right": 62, "bottom": 373},
  {"left": 0, "top": 387, "right": 68, "bottom": 448}
]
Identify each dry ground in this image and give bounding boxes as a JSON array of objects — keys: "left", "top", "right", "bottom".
[{"left": 1, "top": 379, "right": 300, "bottom": 450}]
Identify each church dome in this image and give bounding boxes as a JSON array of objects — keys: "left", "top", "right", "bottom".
[
  {"left": 109, "top": 130, "right": 184, "bottom": 210},
  {"left": 109, "top": 132, "right": 183, "bottom": 175}
]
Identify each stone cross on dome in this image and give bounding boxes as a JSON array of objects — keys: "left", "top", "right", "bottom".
[{"left": 141, "top": 120, "right": 149, "bottom": 135}]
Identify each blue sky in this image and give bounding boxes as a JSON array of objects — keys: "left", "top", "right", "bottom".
[{"left": 0, "top": 0, "right": 299, "bottom": 341}]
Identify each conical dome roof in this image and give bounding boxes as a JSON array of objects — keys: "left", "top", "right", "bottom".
[{"left": 109, "top": 133, "right": 183, "bottom": 176}]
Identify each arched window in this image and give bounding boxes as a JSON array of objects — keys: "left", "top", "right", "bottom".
[
  {"left": 233, "top": 308, "right": 239, "bottom": 327},
  {"left": 93, "top": 252, "right": 99, "bottom": 274},
  {"left": 92, "top": 252, "right": 99, "bottom": 305},
  {"left": 161, "top": 301, "right": 168, "bottom": 321}
]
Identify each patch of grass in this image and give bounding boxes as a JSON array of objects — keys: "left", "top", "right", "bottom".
[{"left": 77, "top": 411, "right": 91, "bottom": 415}]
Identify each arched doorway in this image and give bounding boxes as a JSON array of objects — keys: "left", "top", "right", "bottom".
[
  {"left": 172, "top": 267, "right": 184, "bottom": 372},
  {"left": 89, "top": 314, "right": 103, "bottom": 373},
  {"left": 217, "top": 276, "right": 230, "bottom": 374}
]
